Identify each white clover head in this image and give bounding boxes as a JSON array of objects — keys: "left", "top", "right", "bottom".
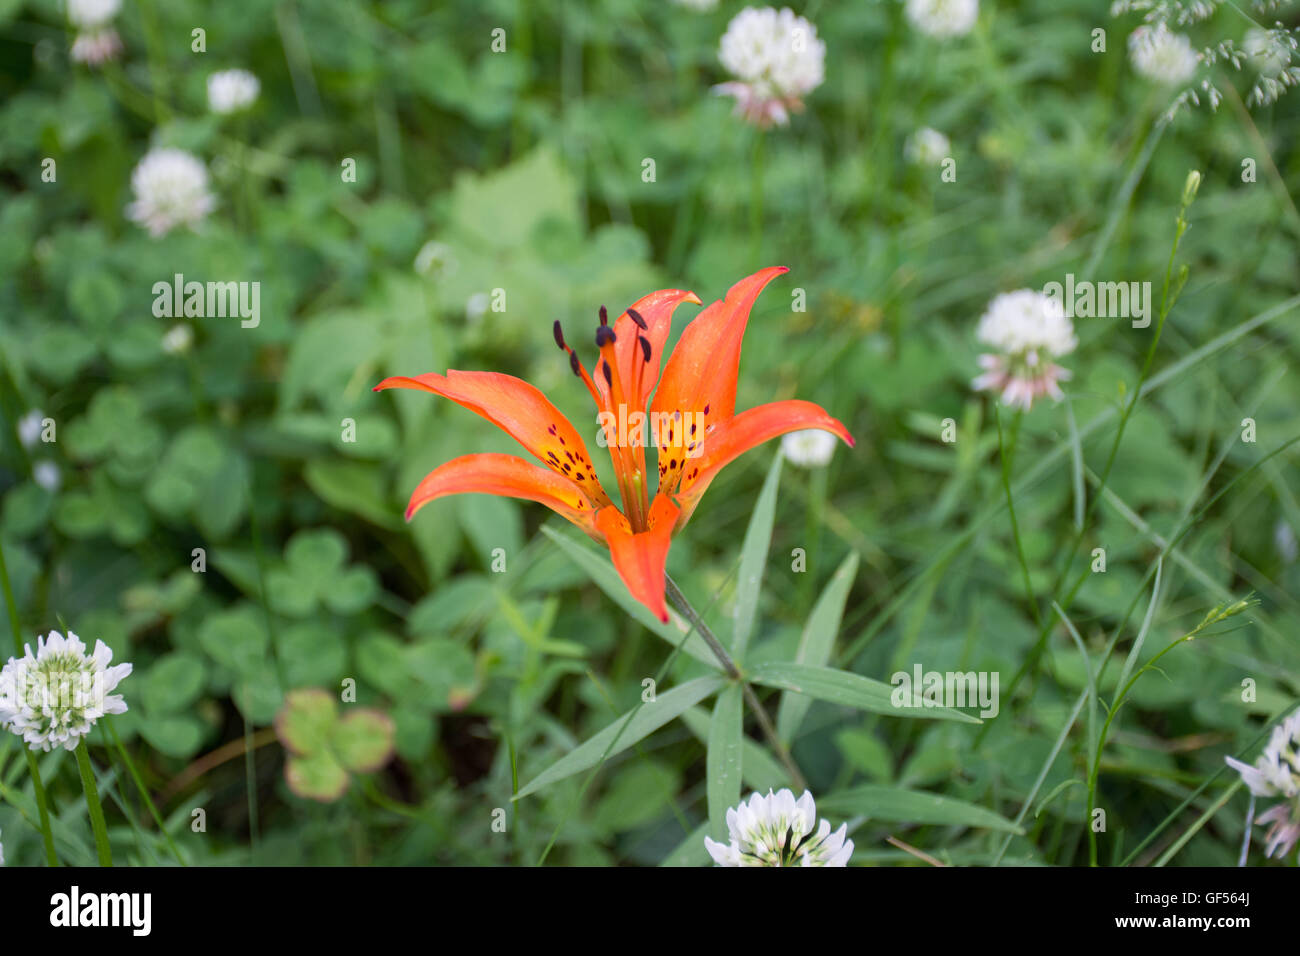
[
  {"left": 705, "top": 788, "right": 853, "bottom": 866},
  {"left": 207, "top": 69, "right": 261, "bottom": 114},
  {"left": 1129, "top": 23, "right": 1199, "bottom": 86},
  {"left": 714, "top": 7, "right": 825, "bottom": 127},
  {"left": 1226, "top": 709, "right": 1300, "bottom": 859},
  {"left": 0, "top": 631, "right": 133, "bottom": 752},
  {"left": 972, "top": 289, "right": 1077, "bottom": 411},
  {"left": 905, "top": 0, "right": 979, "bottom": 39},
  {"left": 125, "top": 148, "right": 216, "bottom": 238},
  {"left": 782, "top": 429, "right": 838, "bottom": 468}
]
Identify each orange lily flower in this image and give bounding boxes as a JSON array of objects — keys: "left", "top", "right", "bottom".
[{"left": 374, "top": 267, "right": 853, "bottom": 622}]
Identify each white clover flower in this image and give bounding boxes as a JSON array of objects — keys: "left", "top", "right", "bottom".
[
  {"left": 126, "top": 148, "right": 216, "bottom": 238},
  {"left": 972, "top": 289, "right": 1077, "bottom": 411},
  {"left": 67, "top": 0, "right": 120, "bottom": 29},
  {"left": 906, "top": 126, "right": 951, "bottom": 167},
  {"left": 705, "top": 788, "right": 853, "bottom": 866},
  {"left": 0, "top": 631, "right": 133, "bottom": 753},
  {"left": 17, "top": 410, "right": 44, "bottom": 448},
  {"left": 414, "top": 240, "right": 456, "bottom": 278},
  {"left": 782, "top": 429, "right": 838, "bottom": 468},
  {"left": 672, "top": 0, "right": 719, "bottom": 10},
  {"left": 1226, "top": 709, "right": 1300, "bottom": 859},
  {"left": 70, "top": 28, "right": 122, "bottom": 66},
  {"left": 67, "top": 0, "right": 121, "bottom": 66},
  {"left": 714, "top": 7, "right": 825, "bottom": 127},
  {"left": 905, "top": 0, "right": 979, "bottom": 39},
  {"left": 207, "top": 69, "right": 261, "bottom": 114},
  {"left": 1129, "top": 23, "right": 1199, "bottom": 86},
  {"left": 466, "top": 292, "right": 490, "bottom": 323},
  {"left": 1244, "top": 28, "right": 1291, "bottom": 78},
  {"left": 33, "top": 462, "right": 61, "bottom": 493},
  {"left": 161, "top": 323, "right": 194, "bottom": 355}
]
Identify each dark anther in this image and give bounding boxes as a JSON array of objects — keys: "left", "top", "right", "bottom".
[
  {"left": 599, "top": 305, "right": 608, "bottom": 326},
  {"left": 638, "top": 336, "right": 651, "bottom": 362},
  {"left": 553, "top": 320, "right": 566, "bottom": 351},
  {"left": 601, "top": 361, "right": 613, "bottom": 387},
  {"left": 569, "top": 351, "right": 581, "bottom": 376},
  {"left": 627, "top": 308, "right": 647, "bottom": 330},
  {"left": 595, "top": 325, "right": 617, "bottom": 348}
]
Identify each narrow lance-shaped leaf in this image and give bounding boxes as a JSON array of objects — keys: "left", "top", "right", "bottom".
[
  {"left": 659, "top": 822, "right": 711, "bottom": 868},
  {"left": 817, "top": 785, "right": 1023, "bottom": 834},
  {"left": 748, "top": 662, "right": 980, "bottom": 724},
  {"left": 707, "top": 683, "right": 743, "bottom": 842},
  {"left": 515, "top": 676, "right": 726, "bottom": 800},
  {"left": 731, "top": 451, "right": 782, "bottom": 661},
  {"left": 777, "top": 551, "right": 859, "bottom": 744},
  {"left": 681, "top": 706, "right": 790, "bottom": 791}
]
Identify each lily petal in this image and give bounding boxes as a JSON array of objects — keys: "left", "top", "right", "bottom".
[
  {"left": 671, "top": 399, "right": 853, "bottom": 529},
  {"left": 405, "top": 452, "right": 599, "bottom": 536},
  {"left": 375, "top": 370, "right": 610, "bottom": 503},
  {"left": 594, "top": 493, "right": 680, "bottom": 622},
  {"left": 594, "top": 289, "right": 703, "bottom": 410},
  {"left": 651, "top": 266, "right": 788, "bottom": 424},
  {"left": 650, "top": 267, "right": 788, "bottom": 493}
]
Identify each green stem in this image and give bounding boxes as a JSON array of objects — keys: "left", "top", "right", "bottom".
[
  {"left": 76, "top": 742, "right": 112, "bottom": 867},
  {"left": 0, "top": 536, "right": 59, "bottom": 866},
  {"left": 749, "top": 130, "right": 765, "bottom": 262},
  {"left": 663, "top": 575, "right": 807, "bottom": 792},
  {"left": 1085, "top": 596, "right": 1250, "bottom": 866},
  {"left": 989, "top": 171, "right": 1199, "bottom": 728},
  {"left": 995, "top": 406, "right": 1042, "bottom": 630},
  {"left": 105, "top": 723, "right": 185, "bottom": 865}
]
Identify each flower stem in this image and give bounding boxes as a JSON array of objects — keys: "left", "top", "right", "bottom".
[
  {"left": 0, "top": 536, "right": 59, "bottom": 866},
  {"left": 749, "top": 130, "right": 765, "bottom": 262},
  {"left": 75, "top": 742, "right": 113, "bottom": 867},
  {"left": 664, "top": 575, "right": 808, "bottom": 792}
]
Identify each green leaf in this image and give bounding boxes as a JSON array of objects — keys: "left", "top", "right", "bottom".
[
  {"left": 660, "top": 822, "right": 711, "bottom": 868},
  {"left": 732, "top": 451, "right": 782, "bottom": 662},
  {"left": 777, "top": 552, "right": 859, "bottom": 743},
  {"left": 748, "top": 662, "right": 980, "bottom": 724},
  {"left": 681, "top": 706, "right": 789, "bottom": 791},
  {"left": 332, "top": 709, "right": 395, "bottom": 772},
  {"left": 540, "top": 525, "right": 721, "bottom": 670},
  {"left": 286, "top": 528, "right": 348, "bottom": 580},
  {"left": 198, "top": 605, "right": 269, "bottom": 675},
  {"left": 138, "top": 714, "right": 206, "bottom": 759},
  {"left": 140, "top": 652, "right": 205, "bottom": 714},
  {"left": 515, "top": 676, "right": 726, "bottom": 799},
  {"left": 285, "top": 751, "right": 350, "bottom": 802},
  {"left": 707, "top": 683, "right": 743, "bottom": 842},
  {"left": 275, "top": 688, "right": 339, "bottom": 755},
  {"left": 817, "top": 785, "right": 1023, "bottom": 834},
  {"left": 323, "top": 565, "right": 378, "bottom": 615},
  {"left": 590, "top": 759, "right": 680, "bottom": 833},
  {"left": 303, "top": 459, "right": 402, "bottom": 530}
]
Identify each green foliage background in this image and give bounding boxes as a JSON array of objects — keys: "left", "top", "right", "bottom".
[{"left": 0, "top": 0, "right": 1297, "bottom": 866}]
